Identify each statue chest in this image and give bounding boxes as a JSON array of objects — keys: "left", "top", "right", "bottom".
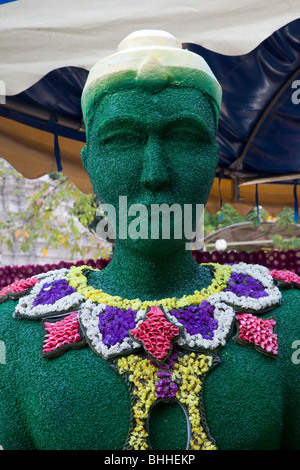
[
  {"left": 6, "top": 263, "right": 287, "bottom": 450},
  {"left": 15, "top": 336, "right": 283, "bottom": 451}
]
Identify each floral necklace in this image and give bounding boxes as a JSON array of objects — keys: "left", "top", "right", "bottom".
[
  {"left": 66, "top": 263, "right": 232, "bottom": 310},
  {"left": 2, "top": 262, "right": 290, "bottom": 450}
]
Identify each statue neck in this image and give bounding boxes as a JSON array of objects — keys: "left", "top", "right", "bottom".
[{"left": 87, "top": 242, "right": 213, "bottom": 301}]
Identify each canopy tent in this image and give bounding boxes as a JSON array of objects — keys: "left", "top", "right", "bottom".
[
  {"left": 203, "top": 221, "right": 300, "bottom": 251},
  {"left": 0, "top": 0, "right": 299, "bottom": 216}
]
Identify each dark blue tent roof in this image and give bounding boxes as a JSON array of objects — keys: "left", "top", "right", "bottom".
[{"left": 186, "top": 17, "right": 300, "bottom": 180}]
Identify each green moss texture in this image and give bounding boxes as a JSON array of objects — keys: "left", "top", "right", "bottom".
[
  {"left": 0, "top": 287, "right": 299, "bottom": 449},
  {"left": 0, "top": 80, "right": 299, "bottom": 450}
]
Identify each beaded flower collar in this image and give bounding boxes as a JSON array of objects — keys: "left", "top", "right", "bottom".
[
  {"left": 67, "top": 262, "right": 232, "bottom": 310},
  {"left": 1, "top": 262, "right": 291, "bottom": 450}
]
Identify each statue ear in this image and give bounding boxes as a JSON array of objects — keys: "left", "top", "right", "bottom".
[{"left": 81, "top": 144, "right": 88, "bottom": 170}]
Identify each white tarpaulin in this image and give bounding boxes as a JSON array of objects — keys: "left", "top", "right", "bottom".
[{"left": 1, "top": 0, "right": 299, "bottom": 95}]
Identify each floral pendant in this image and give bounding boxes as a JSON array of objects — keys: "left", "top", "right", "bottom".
[
  {"left": 112, "top": 348, "right": 219, "bottom": 450},
  {"left": 108, "top": 305, "right": 219, "bottom": 450}
]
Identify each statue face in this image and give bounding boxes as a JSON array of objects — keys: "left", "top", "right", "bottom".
[{"left": 83, "top": 86, "right": 219, "bottom": 255}]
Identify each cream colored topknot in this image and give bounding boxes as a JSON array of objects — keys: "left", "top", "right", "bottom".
[
  {"left": 118, "top": 30, "right": 182, "bottom": 52},
  {"left": 81, "top": 30, "right": 222, "bottom": 136}
]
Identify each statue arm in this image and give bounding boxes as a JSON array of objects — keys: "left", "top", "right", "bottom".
[
  {"left": 276, "top": 288, "right": 300, "bottom": 449},
  {"left": 0, "top": 300, "right": 34, "bottom": 450},
  {"left": 0, "top": 386, "right": 35, "bottom": 450},
  {"left": 282, "top": 380, "right": 300, "bottom": 449}
]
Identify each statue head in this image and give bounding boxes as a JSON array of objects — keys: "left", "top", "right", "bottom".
[{"left": 81, "top": 30, "right": 222, "bottom": 256}]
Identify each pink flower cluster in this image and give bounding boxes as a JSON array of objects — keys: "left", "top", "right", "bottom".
[
  {"left": 0, "top": 277, "right": 39, "bottom": 297},
  {"left": 236, "top": 313, "right": 278, "bottom": 356},
  {"left": 43, "top": 312, "right": 82, "bottom": 354},
  {"left": 269, "top": 269, "right": 300, "bottom": 285},
  {"left": 131, "top": 306, "right": 180, "bottom": 362}
]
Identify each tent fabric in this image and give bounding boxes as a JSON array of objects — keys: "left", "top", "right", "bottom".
[
  {"left": 0, "top": 116, "right": 90, "bottom": 193},
  {"left": 205, "top": 177, "right": 300, "bottom": 216},
  {"left": 187, "top": 18, "right": 300, "bottom": 178},
  {"left": 203, "top": 221, "right": 300, "bottom": 248},
  {"left": 1, "top": 0, "right": 299, "bottom": 96},
  {"left": 0, "top": 6, "right": 300, "bottom": 215}
]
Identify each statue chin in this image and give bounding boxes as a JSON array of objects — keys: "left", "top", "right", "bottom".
[{"left": 115, "top": 233, "right": 190, "bottom": 260}]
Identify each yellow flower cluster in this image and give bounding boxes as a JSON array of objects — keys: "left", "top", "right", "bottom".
[
  {"left": 67, "top": 263, "right": 232, "bottom": 311},
  {"left": 117, "top": 354, "right": 158, "bottom": 450},
  {"left": 174, "top": 352, "right": 217, "bottom": 450},
  {"left": 117, "top": 351, "right": 217, "bottom": 451}
]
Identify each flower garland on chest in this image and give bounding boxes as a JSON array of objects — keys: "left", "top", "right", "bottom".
[{"left": 1, "top": 262, "right": 291, "bottom": 450}]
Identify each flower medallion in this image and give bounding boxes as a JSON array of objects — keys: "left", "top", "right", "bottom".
[
  {"left": 130, "top": 305, "right": 181, "bottom": 363},
  {"left": 14, "top": 269, "right": 84, "bottom": 319},
  {"left": 0, "top": 276, "right": 40, "bottom": 303},
  {"left": 42, "top": 312, "right": 86, "bottom": 358},
  {"left": 234, "top": 313, "right": 278, "bottom": 357},
  {"left": 79, "top": 301, "right": 142, "bottom": 359}
]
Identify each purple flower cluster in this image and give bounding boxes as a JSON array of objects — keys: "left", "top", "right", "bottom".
[
  {"left": 98, "top": 306, "right": 137, "bottom": 346},
  {"left": 171, "top": 302, "right": 218, "bottom": 340},
  {"left": 32, "top": 279, "right": 76, "bottom": 306},
  {"left": 152, "top": 349, "right": 179, "bottom": 399},
  {"left": 225, "top": 272, "right": 269, "bottom": 298}
]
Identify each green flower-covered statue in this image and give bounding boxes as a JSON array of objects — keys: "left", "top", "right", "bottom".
[{"left": 0, "top": 30, "right": 299, "bottom": 450}]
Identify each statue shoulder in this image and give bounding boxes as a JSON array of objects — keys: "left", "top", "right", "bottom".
[
  {"left": 0, "top": 267, "right": 86, "bottom": 366},
  {"left": 2, "top": 268, "right": 84, "bottom": 320},
  {"left": 0, "top": 271, "right": 51, "bottom": 348},
  {"left": 206, "top": 263, "right": 300, "bottom": 360},
  {"left": 270, "top": 274, "right": 300, "bottom": 364},
  {"left": 0, "top": 274, "right": 43, "bottom": 339},
  {"left": 0, "top": 267, "right": 75, "bottom": 331},
  {"left": 267, "top": 268, "right": 300, "bottom": 327}
]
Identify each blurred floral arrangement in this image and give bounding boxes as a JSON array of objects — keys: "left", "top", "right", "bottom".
[{"left": 1, "top": 249, "right": 299, "bottom": 289}]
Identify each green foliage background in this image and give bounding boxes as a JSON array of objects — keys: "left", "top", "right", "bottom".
[
  {"left": 0, "top": 159, "right": 299, "bottom": 258},
  {"left": 0, "top": 160, "right": 111, "bottom": 260}
]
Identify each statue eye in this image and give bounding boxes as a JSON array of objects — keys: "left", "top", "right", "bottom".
[
  {"left": 101, "top": 131, "right": 146, "bottom": 148},
  {"left": 164, "top": 126, "right": 211, "bottom": 145}
]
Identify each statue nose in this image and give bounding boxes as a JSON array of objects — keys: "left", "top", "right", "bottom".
[{"left": 140, "top": 136, "right": 169, "bottom": 191}]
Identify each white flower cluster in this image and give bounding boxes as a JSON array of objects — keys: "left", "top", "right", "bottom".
[
  {"left": 208, "top": 263, "right": 281, "bottom": 312},
  {"left": 14, "top": 269, "right": 84, "bottom": 318},
  {"left": 167, "top": 302, "right": 235, "bottom": 351},
  {"left": 12, "top": 262, "right": 283, "bottom": 359},
  {"left": 232, "top": 263, "right": 276, "bottom": 289},
  {"left": 79, "top": 301, "right": 141, "bottom": 359},
  {"left": 79, "top": 301, "right": 235, "bottom": 358}
]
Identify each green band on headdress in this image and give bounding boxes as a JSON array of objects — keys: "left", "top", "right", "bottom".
[{"left": 81, "top": 30, "right": 222, "bottom": 137}]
